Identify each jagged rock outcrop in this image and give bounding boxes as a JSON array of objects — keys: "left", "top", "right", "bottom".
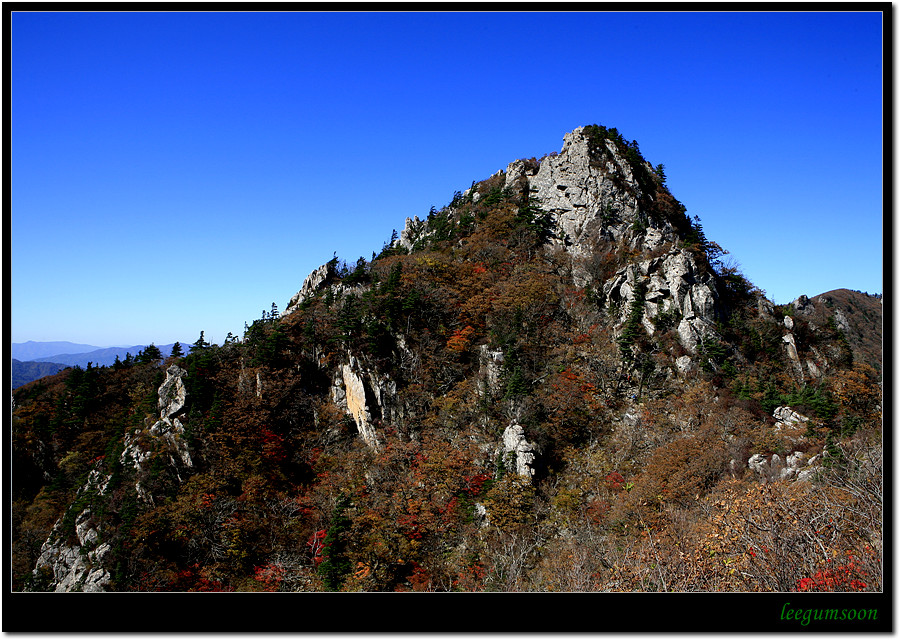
[
  {"left": 508, "top": 128, "right": 667, "bottom": 259},
  {"left": 31, "top": 510, "right": 112, "bottom": 592},
  {"left": 675, "top": 355, "right": 696, "bottom": 376},
  {"left": 781, "top": 331, "right": 804, "bottom": 380},
  {"left": 502, "top": 126, "right": 721, "bottom": 355},
  {"left": 773, "top": 406, "right": 810, "bottom": 428},
  {"left": 28, "top": 466, "right": 112, "bottom": 592},
  {"left": 121, "top": 365, "right": 193, "bottom": 502},
  {"left": 285, "top": 261, "right": 338, "bottom": 315},
  {"left": 603, "top": 249, "right": 720, "bottom": 354},
  {"left": 477, "top": 344, "right": 505, "bottom": 397},
  {"left": 748, "top": 450, "right": 821, "bottom": 483},
  {"left": 397, "top": 215, "right": 426, "bottom": 252},
  {"left": 152, "top": 365, "right": 193, "bottom": 467}
]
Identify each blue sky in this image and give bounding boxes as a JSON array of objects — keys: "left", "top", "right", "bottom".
[{"left": 10, "top": 10, "right": 884, "bottom": 347}]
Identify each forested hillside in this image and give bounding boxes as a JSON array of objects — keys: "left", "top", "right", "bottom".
[
  {"left": 11, "top": 125, "right": 882, "bottom": 595},
  {"left": 11, "top": 360, "right": 68, "bottom": 389}
]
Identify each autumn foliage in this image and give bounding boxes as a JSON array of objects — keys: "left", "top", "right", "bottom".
[{"left": 11, "top": 138, "right": 882, "bottom": 594}]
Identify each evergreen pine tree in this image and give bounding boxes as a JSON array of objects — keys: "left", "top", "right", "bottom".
[
  {"left": 318, "top": 494, "right": 353, "bottom": 590},
  {"left": 137, "top": 343, "right": 162, "bottom": 364},
  {"left": 191, "top": 331, "right": 211, "bottom": 353}
]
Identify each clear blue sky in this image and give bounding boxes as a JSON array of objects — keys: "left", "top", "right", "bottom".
[{"left": 10, "top": 10, "right": 884, "bottom": 347}]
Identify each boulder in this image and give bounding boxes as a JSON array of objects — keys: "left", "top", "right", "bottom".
[
  {"left": 773, "top": 406, "right": 809, "bottom": 427},
  {"left": 675, "top": 355, "right": 695, "bottom": 375}
]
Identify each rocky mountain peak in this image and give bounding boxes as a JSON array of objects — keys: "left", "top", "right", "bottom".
[
  {"left": 506, "top": 125, "right": 678, "bottom": 259},
  {"left": 13, "top": 124, "right": 882, "bottom": 597},
  {"left": 506, "top": 126, "right": 721, "bottom": 355},
  {"left": 291, "top": 126, "right": 721, "bottom": 356}
]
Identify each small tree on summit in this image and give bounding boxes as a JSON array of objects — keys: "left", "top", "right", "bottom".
[
  {"left": 171, "top": 342, "right": 184, "bottom": 358},
  {"left": 191, "top": 331, "right": 211, "bottom": 353}
]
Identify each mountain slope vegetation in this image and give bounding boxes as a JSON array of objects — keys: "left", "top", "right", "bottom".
[{"left": 11, "top": 126, "right": 882, "bottom": 593}]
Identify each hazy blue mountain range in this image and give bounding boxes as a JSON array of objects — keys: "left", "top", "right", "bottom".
[
  {"left": 10, "top": 343, "right": 192, "bottom": 388},
  {"left": 10, "top": 341, "right": 112, "bottom": 361},
  {"left": 28, "top": 343, "right": 189, "bottom": 368},
  {"left": 11, "top": 359, "right": 68, "bottom": 389}
]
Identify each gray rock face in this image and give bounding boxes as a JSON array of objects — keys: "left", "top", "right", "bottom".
[
  {"left": 477, "top": 344, "right": 505, "bottom": 396},
  {"left": 122, "top": 365, "right": 193, "bottom": 493},
  {"left": 748, "top": 449, "right": 820, "bottom": 483},
  {"left": 675, "top": 355, "right": 695, "bottom": 375},
  {"left": 757, "top": 297, "right": 776, "bottom": 318},
  {"left": 773, "top": 406, "right": 810, "bottom": 427},
  {"left": 284, "top": 261, "right": 337, "bottom": 315},
  {"left": 805, "top": 358, "right": 823, "bottom": 379},
  {"left": 748, "top": 453, "right": 769, "bottom": 477},
  {"left": 158, "top": 363, "right": 188, "bottom": 421},
  {"left": 33, "top": 527, "right": 112, "bottom": 592},
  {"left": 792, "top": 294, "right": 812, "bottom": 316},
  {"left": 29, "top": 470, "right": 112, "bottom": 592},
  {"left": 781, "top": 332, "right": 805, "bottom": 380},
  {"left": 395, "top": 215, "right": 426, "bottom": 252},
  {"left": 513, "top": 127, "right": 670, "bottom": 261},
  {"left": 832, "top": 308, "right": 852, "bottom": 335},
  {"left": 602, "top": 249, "right": 720, "bottom": 354},
  {"left": 501, "top": 424, "right": 536, "bottom": 480},
  {"left": 504, "top": 127, "right": 720, "bottom": 354},
  {"left": 341, "top": 361, "right": 379, "bottom": 450}
]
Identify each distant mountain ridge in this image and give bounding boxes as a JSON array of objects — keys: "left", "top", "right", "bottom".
[
  {"left": 11, "top": 359, "right": 68, "bottom": 389},
  {"left": 10, "top": 343, "right": 191, "bottom": 388},
  {"left": 11, "top": 341, "right": 110, "bottom": 361},
  {"left": 27, "top": 343, "right": 188, "bottom": 368}
]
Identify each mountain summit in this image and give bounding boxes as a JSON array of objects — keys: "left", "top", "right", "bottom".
[{"left": 13, "top": 126, "right": 881, "bottom": 598}]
